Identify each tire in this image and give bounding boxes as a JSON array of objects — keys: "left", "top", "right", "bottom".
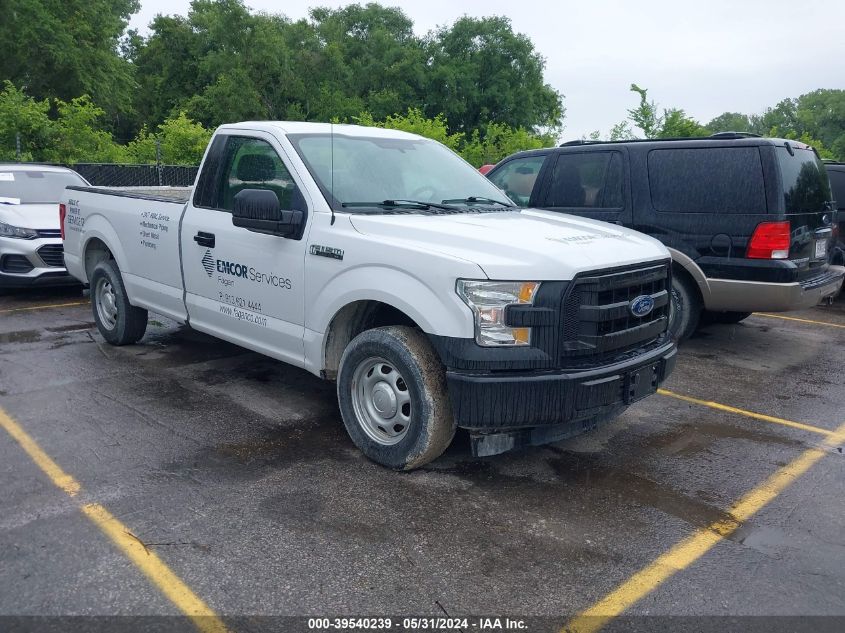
[
  {"left": 668, "top": 272, "right": 701, "bottom": 342},
  {"left": 337, "top": 326, "right": 456, "bottom": 470},
  {"left": 704, "top": 310, "right": 752, "bottom": 325},
  {"left": 90, "top": 259, "right": 148, "bottom": 345}
]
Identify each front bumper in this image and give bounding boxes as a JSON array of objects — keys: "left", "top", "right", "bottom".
[
  {"left": 705, "top": 265, "right": 844, "bottom": 312},
  {"left": 0, "top": 236, "right": 75, "bottom": 288},
  {"left": 445, "top": 341, "right": 677, "bottom": 433}
]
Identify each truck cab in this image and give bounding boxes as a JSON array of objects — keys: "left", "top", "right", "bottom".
[{"left": 62, "top": 122, "right": 677, "bottom": 469}]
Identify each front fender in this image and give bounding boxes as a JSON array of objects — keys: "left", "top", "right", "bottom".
[{"left": 308, "top": 264, "right": 477, "bottom": 340}]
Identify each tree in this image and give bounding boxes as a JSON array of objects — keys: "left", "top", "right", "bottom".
[
  {"left": 0, "top": 0, "right": 140, "bottom": 121},
  {"left": 358, "top": 108, "right": 553, "bottom": 167},
  {"left": 658, "top": 108, "right": 708, "bottom": 138},
  {"left": 625, "top": 84, "right": 707, "bottom": 139},
  {"left": 609, "top": 120, "right": 635, "bottom": 141},
  {"left": 706, "top": 90, "right": 845, "bottom": 160},
  {"left": 0, "top": 81, "right": 52, "bottom": 161},
  {"left": 627, "top": 84, "right": 662, "bottom": 139},
  {"left": 309, "top": 3, "right": 427, "bottom": 121},
  {"left": 424, "top": 16, "right": 564, "bottom": 134},
  {"left": 132, "top": 14, "right": 205, "bottom": 127},
  {"left": 356, "top": 109, "right": 464, "bottom": 152},
  {"left": 126, "top": 112, "right": 212, "bottom": 165},
  {"left": 705, "top": 112, "right": 753, "bottom": 134},
  {"left": 45, "top": 96, "right": 127, "bottom": 163},
  {"left": 461, "top": 123, "right": 554, "bottom": 167},
  {"left": 753, "top": 98, "right": 800, "bottom": 137},
  {"left": 794, "top": 89, "right": 845, "bottom": 160}
]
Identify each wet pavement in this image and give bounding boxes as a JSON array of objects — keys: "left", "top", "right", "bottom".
[{"left": 1, "top": 285, "right": 843, "bottom": 631}]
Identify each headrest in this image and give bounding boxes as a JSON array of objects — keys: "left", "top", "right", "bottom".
[{"left": 237, "top": 154, "right": 276, "bottom": 181}]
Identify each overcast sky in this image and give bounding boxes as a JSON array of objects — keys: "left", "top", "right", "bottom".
[{"left": 129, "top": 0, "right": 845, "bottom": 138}]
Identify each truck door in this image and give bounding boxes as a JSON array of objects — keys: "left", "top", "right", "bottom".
[{"left": 180, "top": 132, "right": 309, "bottom": 366}]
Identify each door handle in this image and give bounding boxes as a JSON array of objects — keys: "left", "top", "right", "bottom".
[{"left": 194, "top": 231, "right": 215, "bottom": 248}]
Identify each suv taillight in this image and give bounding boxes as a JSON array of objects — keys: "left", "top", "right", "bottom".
[
  {"left": 59, "top": 203, "right": 67, "bottom": 241},
  {"left": 747, "top": 221, "right": 790, "bottom": 259}
]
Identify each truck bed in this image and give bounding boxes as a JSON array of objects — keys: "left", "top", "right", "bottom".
[{"left": 62, "top": 185, "right": 190, "bottom": 322}]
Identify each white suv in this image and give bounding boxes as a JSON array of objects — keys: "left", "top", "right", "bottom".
[{"left": 0, "top": 164, "right": 87, "bottom": 290}]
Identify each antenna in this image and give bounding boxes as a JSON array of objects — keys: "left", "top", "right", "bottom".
[{"left": 330, "top": 122, "right": 336, "bottom": 226}]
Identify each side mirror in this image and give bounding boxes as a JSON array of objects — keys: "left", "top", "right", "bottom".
[{"left": 232, "top": 189, "right": 303, "bottom": 237}]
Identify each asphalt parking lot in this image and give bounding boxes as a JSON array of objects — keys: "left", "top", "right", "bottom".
[{"left": 1, "top": 287, "right": 843, "bottom": 633}]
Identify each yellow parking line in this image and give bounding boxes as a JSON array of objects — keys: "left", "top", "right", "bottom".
[
  {"left": 563, "top": 420, "right": 845, "bottom": 633},
  {"left": 0, "top": 409, "right": 81, "bottom": 496},
  {"left": 0, "top": 300, "right": 89, "bottom": 314},
  {"left": 0, "top": 406, "right": 227, "bottom": 633},
  {"left": 657, "top": 388, "right": 833, "bottom": 437},
  {"left": 81, "top": 503, "right": 226, "bottom": 630},
  {"left": 753, "top": 313, "right": 845, "bottom": 329}
]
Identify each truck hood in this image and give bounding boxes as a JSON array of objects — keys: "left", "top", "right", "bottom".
[
  {"left": 349, "top": 209, "right": 669, "bottom": 280},
  {"left": 0, "top": 203, "right": 60, "bottom": 230}
]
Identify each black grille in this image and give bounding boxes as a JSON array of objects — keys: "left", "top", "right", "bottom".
[
  {"left": 559, "top": 262, "right": 670, "bottom": 365},
  {"left": 37, "top": 244, "right": 65, "bottom": 268},
  {"left": 36, "top": 229, "right": 62, "bottom": 238},
  {"left": 1, "top": 255, "right": 34, "bottom": 273}
]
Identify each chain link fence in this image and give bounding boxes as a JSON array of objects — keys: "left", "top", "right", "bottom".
[
  {"left": 9, "top": 131, "right": 200, "bottom": 188},
  {"left": 62, "top": 163, "right": 199, "bottom": 188}
]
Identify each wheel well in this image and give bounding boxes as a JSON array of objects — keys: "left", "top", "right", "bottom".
[
  {"left": 671, "top": 261, "right": 703, "bottom": 306},
  {"left": 84, "top": 238, "right": 113, "bottom": 283},
  {"left": 323, "top": 301, "right": 420, "bottom": 379}
]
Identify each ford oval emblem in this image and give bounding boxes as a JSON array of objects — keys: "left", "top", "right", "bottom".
[{"left": 629, "top": 295, "right": 655, "bottom": 318}]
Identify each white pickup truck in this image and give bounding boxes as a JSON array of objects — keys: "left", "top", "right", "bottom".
[{"left": 62, "top": 121, "right": 677, "bottom": 469}]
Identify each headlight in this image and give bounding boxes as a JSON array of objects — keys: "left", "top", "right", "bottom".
[
  {"left": 0, "top": 221, "right": 37, "bottom": 239},
  {"left": 456, "top": 280, "right": 540, "bottom": 346}
]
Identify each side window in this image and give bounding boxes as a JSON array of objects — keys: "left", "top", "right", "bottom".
[
  {"left": 218, "top": 137, "right": 304, "bottom": 212},
  {"left": 648, "top": 147, "right": 766, "bottom": 213},
  {"left": 488, "top": 156, "right": 546, "bottom": 206},
  {"left": 193, "top": 135, "right": 227, "bottom": 209},
  {"left": 544, "top": 152, "right": 623, "bottom": 208},
  {"left": 829, "top": 169, "right": 845, "bottom": 211}
]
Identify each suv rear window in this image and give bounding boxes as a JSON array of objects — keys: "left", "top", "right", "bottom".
[
  {"left": 776, "top": 147, "right": 833, "bottom": 213},
  {"left": 648, "top": 147, "right": 766, "bottom": 213}
]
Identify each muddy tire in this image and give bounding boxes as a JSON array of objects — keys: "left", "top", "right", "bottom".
[
  {"left": 668, "top": 272, "right": 701, "bottom": 342},
  {"left": 90, "top": 259, "right": 148, "bottom": 346},
  {"left": 337, "top": 326, "right": 456, "bottom": 470}
]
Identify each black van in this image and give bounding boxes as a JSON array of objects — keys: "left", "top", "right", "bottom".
[{"left": 486, "top": 135, "right": 844, "bottom": 340}]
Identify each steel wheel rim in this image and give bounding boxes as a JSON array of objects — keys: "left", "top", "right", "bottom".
[
  {"left": 350, "top": 356, "right": 412, "bottom": 446},
  {"left": 95, "top": 278, "right": 118, "bottom": 330}
]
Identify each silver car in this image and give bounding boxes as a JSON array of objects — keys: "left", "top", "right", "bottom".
[{"left": 0, "top": 164, "right": 88, "bottom": 290}]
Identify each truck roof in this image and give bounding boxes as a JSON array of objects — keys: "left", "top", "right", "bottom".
[{"left": 218, "top": 121, "right": 424, "bottom": 141}]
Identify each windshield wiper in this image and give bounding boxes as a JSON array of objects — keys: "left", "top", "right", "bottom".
[
  {"left": 441, "top": 196, "right": 512, "bottom": 207},
  {"left": 342, "top": 199, "right": 459, "bottom": 211}
]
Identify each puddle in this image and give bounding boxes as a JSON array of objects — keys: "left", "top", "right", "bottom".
[
  {"left": 45, "top": 322, "right": 95, "bottom": 333},
  {"left": 153, "top": 413, "right": 350, "bottom": 486},
  {"left": 647, "top": 421, "right": 802, "bottom": 457},
  {"left": 0, "top": 329, "right": 42, "bottom": 344}
]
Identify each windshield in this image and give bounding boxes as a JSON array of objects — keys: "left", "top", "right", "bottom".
[
  {"left": 0, "top": 169, "right": 87, "bottom": 205},
  {"left": 288, "top": 133, "right": 512, "bottom": 211},
  {"left": 776, "top": 147, "right": 833, "bottom": 213}
]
